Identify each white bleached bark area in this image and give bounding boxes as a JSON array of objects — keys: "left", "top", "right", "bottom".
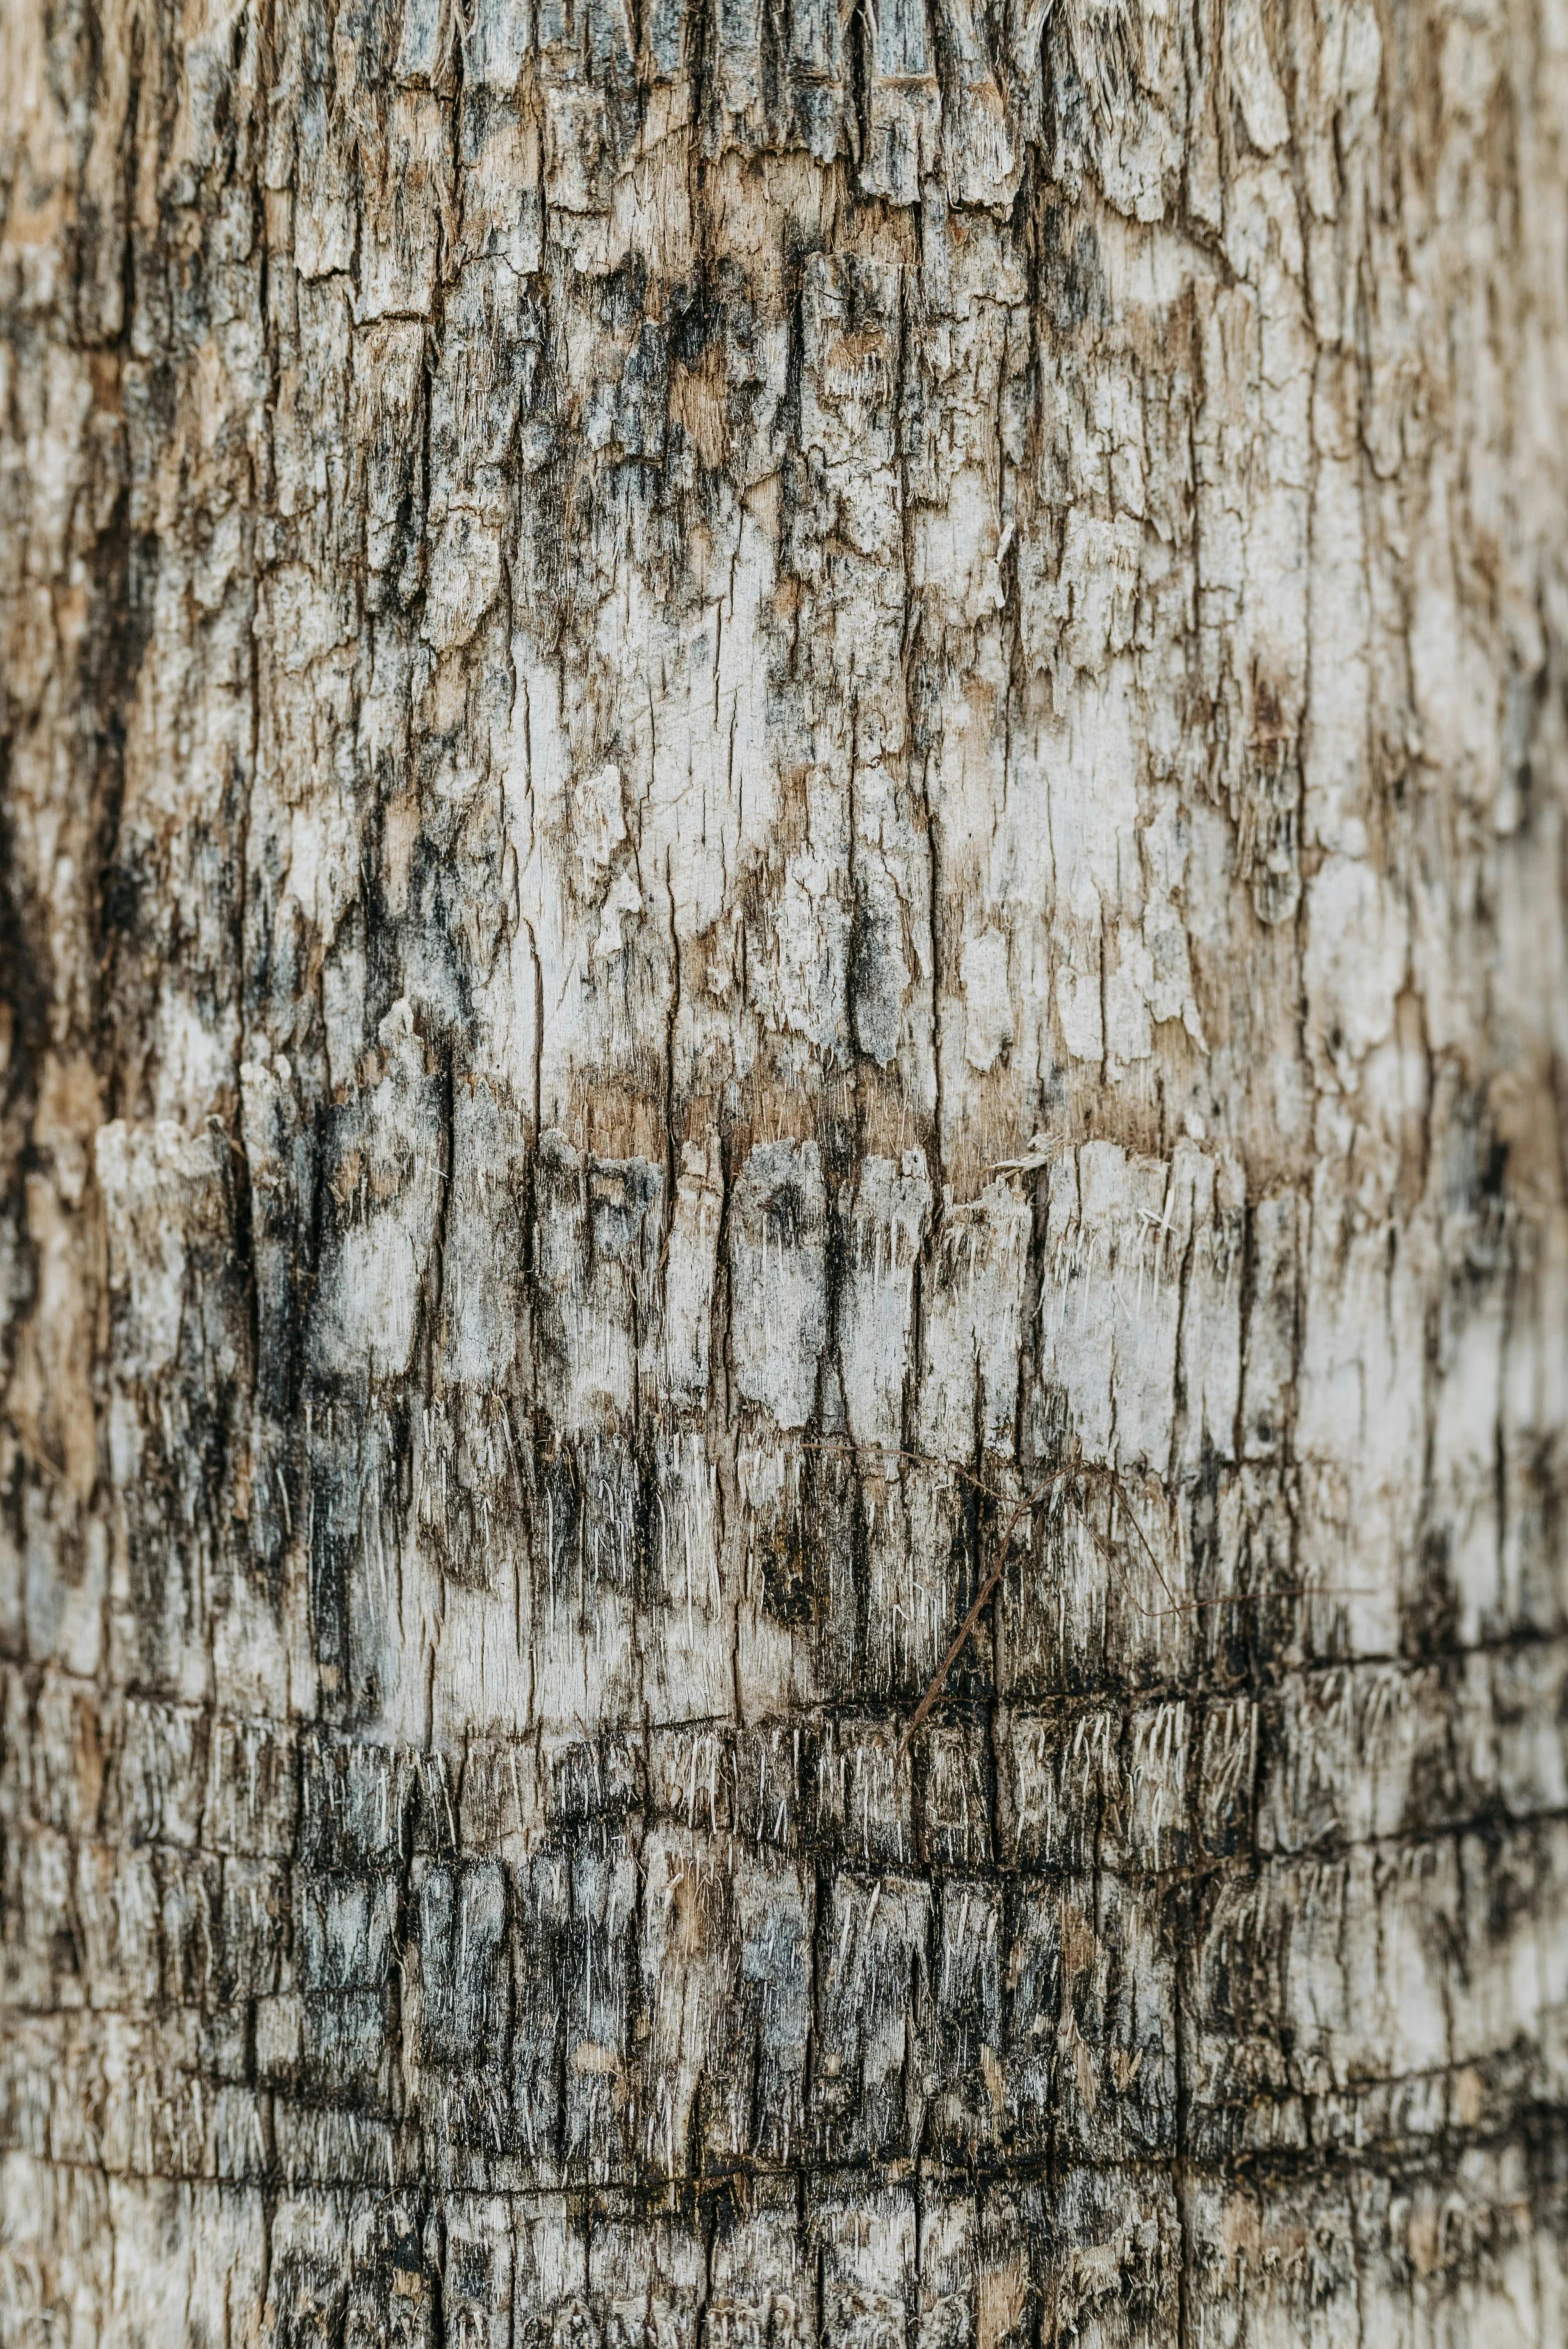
[{"left": 3, "top": 0, "right": 1568, "bottom": 2335}]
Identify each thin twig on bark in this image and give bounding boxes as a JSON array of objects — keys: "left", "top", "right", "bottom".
[{"left": 804, "top": 1438, "right": 1371, "bottom": 1750}]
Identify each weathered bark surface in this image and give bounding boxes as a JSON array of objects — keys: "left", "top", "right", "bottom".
[{"left": 3, "top": 0, "right": 1568, "bottom": 2335}]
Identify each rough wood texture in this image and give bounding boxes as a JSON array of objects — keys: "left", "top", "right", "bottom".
[{"left": 3, "top": 0, "right": 1568, "bottom": 2337}]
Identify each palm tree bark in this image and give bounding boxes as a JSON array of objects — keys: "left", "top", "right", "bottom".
[{"left": 3, "top": 0, "right": 1568, "bottom": 2337}]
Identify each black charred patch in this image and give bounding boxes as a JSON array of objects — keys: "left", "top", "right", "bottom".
[
  {"left": 0, "top": 764, "right": 49, "bottom": 1119},
  {"left": 1403, "top": 1526, "right": 1461, "bottom": 1660},
  {"left": 1034, "top": 203, "right": 1108, "bottom": 335},
  {"left": 760, "top": 1509, "right": 816, "bottom": 1626}
]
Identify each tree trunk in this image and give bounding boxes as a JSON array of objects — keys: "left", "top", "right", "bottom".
[{"left": 3, "top": 0, "right": 1568, "bottom": 2336}]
